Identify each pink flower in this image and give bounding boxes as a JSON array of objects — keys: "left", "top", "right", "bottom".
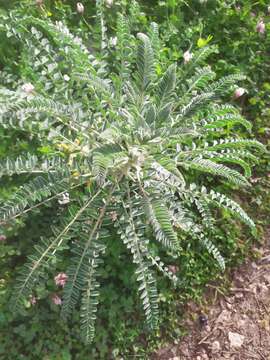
[
  {"left": 234, "top": 87, "right": 246, "bottom": 99},
  {"left": 30, "top": 295, "right": 37, "bottom": 305},
  {"left": 183, "top": 50, "right": 193, "bottom": 64},
  {"left": 0, "top": 235, "right": 6, "bottom": 242},
  {"left": 168, "top": 265, "right": 179, "bottom": 274},
  {"left": 256, "top": 20, "right": 265, "bottom": 34},
  {"left": 22, "top": 83, "right": 35, "bottom": 94},
  {"left": 76, "top": 2, "right": 84, "bottom": 14},
  {"left": 54, "top": 272, "right": 68, "bottom": 287},
  {"left": 52, "top": 294, "right": 62, "bottom": 305}
]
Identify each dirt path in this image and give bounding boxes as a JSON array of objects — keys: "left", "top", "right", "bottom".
[{"left": 153, "top": 232, "right": 270, "bottom": 360}]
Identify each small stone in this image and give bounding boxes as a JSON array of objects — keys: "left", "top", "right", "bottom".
[
  {"left": 226, "top": 302, "right": 232, "bottom": 310},
  {"left": 228, "top": 332, "right": 245, "bottom": 348},
  {"left": 216, "top": 309, "right": 230, "bottom": 323},
  {"left": 212, "top": 340, "right": 221, "bottom": 353},
  {"left": 201, "top": 353, "right": 209, "bottom": 360},
  {"left": 205, "top": 325, "right": 211, "bottom": 332},
  {"left": 251, "top": 261, "right": 258, "bottom": 269},
  {"left": 235, "top": 292, "right": 243, "bottom": 299}
]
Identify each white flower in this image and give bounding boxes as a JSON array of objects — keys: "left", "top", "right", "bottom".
[
  {"left": 76, "top": 2, "right": 84, "bottom": 14},
  {"left": 22, "top": 83, "right": 35, "bottom": 94},
  {"left": 58, "top": 192, "right": 70, "bottom": 205},
  {"left": 63, "top": 74, "right": 70, "bottom": 82},
  {"left": 234, "top": 87, "right": 246, "bottom": 99},
  {"left": 183, "top": 50, "right": 193, "bottom": 64},
  {"left": 105, "top": 0, "right": 113, "bottom": 7},
  {"left": 109, "top": 37, "right": 118, "bottom": 47}
]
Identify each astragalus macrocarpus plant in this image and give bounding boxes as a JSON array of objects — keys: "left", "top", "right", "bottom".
[{"left": 0, "top": 15, "right": 265, "bottom": 343}]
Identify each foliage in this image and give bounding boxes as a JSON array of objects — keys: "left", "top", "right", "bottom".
[
  {"left": 0, "top": 5, "right": 265, "bottom": 347},
  {"left": 0, "top": 0, "right": 269, "bottom": 358}
]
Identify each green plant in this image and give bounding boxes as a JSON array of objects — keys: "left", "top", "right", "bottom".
[{"left": 0, "top": 12, "right": 265, "bottom": 345}]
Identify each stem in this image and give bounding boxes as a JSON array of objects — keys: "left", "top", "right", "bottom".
[{"left": 0, "top": 182, "right": 83, "bottom": 225}]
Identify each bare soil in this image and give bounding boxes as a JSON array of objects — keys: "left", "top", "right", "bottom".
[{"left": 152, "top": 230, "right": 270, "bottom": 360}]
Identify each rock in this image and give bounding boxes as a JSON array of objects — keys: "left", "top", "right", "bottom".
[
  {"left": 263, "top": 273, "right": 270, "bottom": 284},
  {"left": 201, "top": 354, "right": 209, "bottom": 360},
  {"left": 205, "top": 325, "right": 211, "bottom": 332},
  {"left": 211, "top": 340, "right": 221, "bottom": 353},
  {"left": 235, "top": 292, "right": 243, "bottom": 299},
  {"left": 228, "top": 332, "right": 245, "bottom": 348},
  {"left": 216, "top": 309, "right": 231, "bottom": 324},
  {"left": 251, "top": 261, "right": 258, "bottom": 269}
]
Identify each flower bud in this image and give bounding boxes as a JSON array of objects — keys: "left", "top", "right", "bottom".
[
  {"left": 183, "top": 50, "right": 193, "bottom": 64},
  {"left": 52, "top": 294, "right": 62, "bottom": 305},
  {"left": 30, "top": 295, "right": 37, "bottom": 305},
  {"left": 76, "top": 2, "right": 84, "bottom": 15},
  {"left": 58, "top": 192, "right": 70, "bottom": 205},
  {"left": 0, "top": 235, "right": 6, "bottom": 242},
  {"left": 22, "top": 83, "right": 35, "bottom": 94},
  {"left": 234, "top": 87, "right": 246, "bottom": 99},
  {"left": 54, "top": 272, "right": 68, "bottom": 287},
  {"left": 256, "top": 20, "right": 265, "bottom": 34},
  {"left": 109, "top": 36, "right": 117, "bottom": 47},
  {"left": 105, "top": 0, "right": 113, "bottom": 7}
]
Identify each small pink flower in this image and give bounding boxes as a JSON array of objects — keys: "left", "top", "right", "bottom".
[
  {"left": 250, "top": 12, "right": 256, "bottom": 17},
  {"left": 256, "top": 20, "right": 265, "bottom": 34},
  {"left": 54, "top": 272, "right": 68, "bottom": 287},
  {"left": 183, "top": 50, "right": 193, "bottom": 64},
  {"left": 0, "top": 235, "right": 6, "bottom": 242},
  {"left": 22, "top": 83, "right": 35, "bottom": 94},
  {"left": 168, "top": 265, "right": 179, "bottom": 274},
  {"left": 30, "top": 295, "right": 37, "bottom": 305},
  {"left": 234, "top": 87, "right": 246, "bottom": 99},
  {"left": 76, "top": 2, "right": 84, "bottom": 14},
  {"left": 109, "top": 211, "right": 118, "bottom": 222},
  {"left": 52, "top": 294, "right": 62, "bottom": 305}
]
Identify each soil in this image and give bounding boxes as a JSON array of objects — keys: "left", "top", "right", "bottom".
[{"left": 152, "top": 229, "right": 270, "bottom": 360}]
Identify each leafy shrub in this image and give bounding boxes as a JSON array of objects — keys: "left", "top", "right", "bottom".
[{"left": 0, "top": 3, "right": 266, "bottom": 347}]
